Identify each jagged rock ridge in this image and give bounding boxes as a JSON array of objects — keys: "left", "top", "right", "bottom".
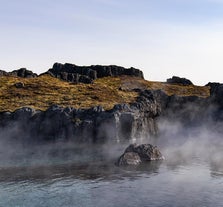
[
  {"left": 45, "top": 63, "right": 144, "bottom": 84},
  {"left": 0, "top": 63, "right": 144, "bottom": 84}
]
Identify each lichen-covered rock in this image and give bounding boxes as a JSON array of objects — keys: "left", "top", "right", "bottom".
[{"left": 116, "top": 144, "right": 164, "bottom": 166}]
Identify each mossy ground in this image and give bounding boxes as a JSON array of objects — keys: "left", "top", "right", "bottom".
[{"left": 0, "top": 75, "right": 210, "bottom": 112}]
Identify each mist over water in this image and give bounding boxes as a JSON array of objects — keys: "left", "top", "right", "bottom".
[
  {"left": 0, "top": 116, "right": 223, "bottom": 206},
  {"left": 157, "top": 117, "right": 223, "bottom": 170}
]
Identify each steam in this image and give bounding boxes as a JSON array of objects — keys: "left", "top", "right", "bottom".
[{"left": 155, "top": 106, "right": 223, "bottom": 174}]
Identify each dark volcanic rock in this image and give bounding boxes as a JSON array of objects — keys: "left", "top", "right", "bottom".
[
  {"left": 0, "top": 70, "right": 7, "bottom": 76},
  {"left": 14, "top": 82, "right": 25, "bottom": 88},
  {"left": 0, "top": 90, "right": 162, "bottom": 144},
  {"left": 116, "top": 144, "right": 164, "bottom": 166},
  {"left": 0, "top": 68, "right": 37, "bottom": 78},
  {"left": 160, "top": 94, "right": 209, "bottom": 126},
  {"left": 116, "top": 152, "right": 142, "bottom": 166},
  {"left": 10, "top": 68, "right": 37, "bottom": 78},
  {"left": 167, "top": 76, "right": 193, "bottom": 86},
  {"left": 44, "top": 62, "right": 144, "bottom": 84},
  {"left": 206, "top": 82, "right": 223, "bottom": 106},
  {"left": 205, "top": 82, "right": 223, "bottom": 120}
]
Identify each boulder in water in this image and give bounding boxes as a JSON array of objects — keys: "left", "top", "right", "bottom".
[
  {"left": 116, "top": 152, "right": 142, "bottom": 166},
  {"left": 116, "top": 144, "right": 164, "bottom": 166}
]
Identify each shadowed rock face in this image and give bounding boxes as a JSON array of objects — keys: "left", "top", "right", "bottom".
[
  {"left": 116, "top": 152, "right": 142, "bottom": 165},
  {"left": 0, "top": 90, "right": 161, "bottom": 144},
  {"left": 167, "top": 76, "right": 193, "bottom": 86},
  {"left": 207, "top": 82, "right": 223, "bottom": 107},
  {"left": 45, "top": 63, "right": 144, "bottom": 84},
  {"left": 116, "top": 144, "right": 164, "bottom": 166},
  {"left": 0, "top": 68, "right": 37, "bottom": 78},
  {"left": 0, "top": 63, "right": 144, "bottom": 84}
]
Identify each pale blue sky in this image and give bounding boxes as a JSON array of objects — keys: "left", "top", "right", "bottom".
[{"left": 1, "top": 0, "right": 223, "bottom": 85}]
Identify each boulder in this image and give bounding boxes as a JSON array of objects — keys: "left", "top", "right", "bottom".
[
  {"left": 167, "top": 76, "right": 193, "bottom": 86},
  {"left": 117, "top": 152, "right": 142, "bottom": 166},
  {"left": 116, "top": 144, "right": 164, "bottom": 166},
  {"left": 14, "top": 82, "right": 25, "bottom": 88}
]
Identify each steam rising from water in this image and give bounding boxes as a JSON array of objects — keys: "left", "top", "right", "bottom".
[
  {"left": 156, "top": 117, "right": 223, "bottom": 174},
  {"left": 0, "top": 105, "right": 223, "bottom": 177},
  {"left": 1, "top": 105, "right": 223, "bottom": 206}
]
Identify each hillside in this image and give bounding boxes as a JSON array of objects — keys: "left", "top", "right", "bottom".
[{"left": 0, "top": 73, "right": 210, "bottom": 112}]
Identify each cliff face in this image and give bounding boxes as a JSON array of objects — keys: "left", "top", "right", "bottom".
[
  {"left": 0, "top": 90, "right": 160, "bottom": 144},
  {"left": 1, "top": 87, "right": 221, "bottom": 144}
]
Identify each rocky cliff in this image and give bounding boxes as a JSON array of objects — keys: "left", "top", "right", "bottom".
[
  {"left": 0, "top": 90, "right": 161, "bottom": 144},
  {"left": 1, "top": 87, "right": 221, "bottom": 144},
  {"left": 0, "top": 63, "right": 222, "bottom": 144}
]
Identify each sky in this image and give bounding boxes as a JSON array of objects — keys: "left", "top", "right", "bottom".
[{"left": 1, "top": 0, "right": 223, "bottom": 85}]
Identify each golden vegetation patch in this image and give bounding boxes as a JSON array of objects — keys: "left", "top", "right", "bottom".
[
  {"left": 144, "top": 80, "right": 210, "bottom": 98},
  {"left": 0, "top": 75, "right": 210, "bottom": 112},
  {"left": 0, "top": 75, "right": 138, "bottom": 112}
]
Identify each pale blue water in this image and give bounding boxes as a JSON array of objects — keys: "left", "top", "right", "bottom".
[{"left": 0, "top": 144, "right": 222, "bottom": 207}]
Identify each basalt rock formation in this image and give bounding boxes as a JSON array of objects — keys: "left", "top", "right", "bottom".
[
  {"left": 167, "top": 76, "right": 193, "bottom": 86},
  {"left": 0, "top": 90, "right": 161, "bottom": 144},
  {"left": 206, "top": 82, "right": 223, "bottom": 107},
  {"left": 44, "top": 63, "right": 144, "bottom": 84},
  {"left": 0, "top": 68, "right": 37, "bottom": 78}
]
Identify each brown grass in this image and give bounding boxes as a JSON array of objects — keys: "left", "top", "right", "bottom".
[{"left": 0, "top": 75, "right": 210, "bottom": 112}]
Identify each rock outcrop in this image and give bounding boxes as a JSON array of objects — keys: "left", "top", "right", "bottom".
[
  {"left": 0, "top": 70, "right": 7, "bottom": 76},
  {"left": 14, "top": 82, "right": 25, "bottom": 88},
  {"left": 44, "top": 63, "right": 144, "bottom": 84},
  {"left": 0, "top": 68, "right": 37, "bottom": 78},
  {"left": 206, "top": 82, "right": 223, "bottom": 107},
  {"left": 116, "top": 144, "right": 164, "bottom": 166},
  {"left": 167, "top": 76, "right": 193, "bottom": 86}
]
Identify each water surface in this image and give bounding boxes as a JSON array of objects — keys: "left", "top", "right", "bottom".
[{"left": 0, "top": 144, "right": 222, "bottom": 207}]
